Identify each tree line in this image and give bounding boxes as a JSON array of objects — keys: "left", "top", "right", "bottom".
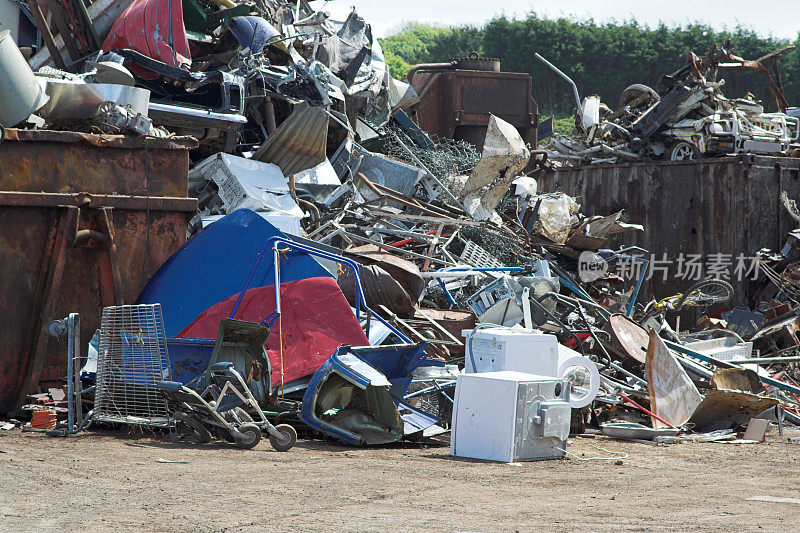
[{"left": 380, "top": 16, "right": 800, "bottom": 116}]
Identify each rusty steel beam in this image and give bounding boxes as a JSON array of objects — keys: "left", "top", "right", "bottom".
[
  {"left": 101, "top": 207, "right": 124, "bottom": 306},
  {"left": 0, "top": 192, "right": 197, "bottom": 212},
  {"left": 12, "top": 206, "right": 76, "bottom": 414},
  {"left": 26, "top": 0, "right": 67, "bottom": 69}
]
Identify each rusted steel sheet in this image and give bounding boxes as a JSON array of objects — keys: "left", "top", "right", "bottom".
[
  {"left": 410, "top": 67, "right": 538, "bottom": 151},
  {"left": 538, "top": 155, "right": 800, "bottom": 303},
  {"left": 2, "top": 128, "right": 197, "bottom": 148},
  {"left": 0, "top": 129, "right": 196, "bottom": 196},
  {"left": 0, "top": 137, "right": 195, "bottom": 415}
]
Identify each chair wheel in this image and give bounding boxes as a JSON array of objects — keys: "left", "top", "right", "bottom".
[
  {"left": 234, "top": 424, "right": 262, "bottom": 449},
  {"left": 269, "top": 424, "right": 297, "bottom": 452}
]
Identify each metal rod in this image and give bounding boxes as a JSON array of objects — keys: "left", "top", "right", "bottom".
[
  {"left": 727, "top": 356, "right": 800, "bottom": 364},
  {"left": 622, "top": 255, "right": 649, "bottom": 317},
  {"left": 388, "top": 135, "right": 471, "bottom": 217},
  {"left": 666, "top": 340, "right": 800, "bottom": 395},
  {"left": 618, "top": 392, "right": 677, "bottom": 429},
  {"left": 421, "top": 267, "right": 526, "bottom": 278},
  {"left": 340, "top": 230, "right": 456, "bottom": 266},
  {"left": 272, "top": 246, "right": 282, "bottom": 315},
  {"left": 535, "top": 53, "right": 582, "bottom": 115},
  {"left": 231, "top": 235, "right": 412, "bottom": 343},
  {"left": 66, "top": 314, "right": 75, "bottom": 432},
  {"left": 437, "top": 277, "right": 458, "bottom": 307}
]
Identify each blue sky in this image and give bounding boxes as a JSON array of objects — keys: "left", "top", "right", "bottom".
[{"left": 310, "top": 1, "right": 799, "bottom": 40}]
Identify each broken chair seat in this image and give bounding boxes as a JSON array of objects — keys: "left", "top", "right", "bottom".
[{"left": 156, "top": 381, "right": 184, "bottom": 392}]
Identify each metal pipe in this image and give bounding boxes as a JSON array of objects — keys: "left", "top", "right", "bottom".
[
  {"left": 73, "top": 229, "right": 110, "bottom": 247},
  {"left": 264, "top": 97, "right": 277, "bottom": 134},
  {"left": 405, "top": 61, "right": 457, "bottom": 85},
  {"left": 666, "top": 340, "right": 800, "bottom": 396},
  {"left": 356, "top": 173, "right": 450, "bottom": 219},
  {"left": 421, "top": 267, "right": 526, "bottom": 278},
  {"left": 620, "top": 255, "right": 649, "bottom": 317},
  {"left": 535, "top": 53, "right": 582, "bottom": 115},
  {"left": 272, "top": 246, "right": 282, "bottom": 315},
  {"left": 437, "top": 277, "right": 458, "bottom": 308},
  {"left": 608, "top": 360, "right": 649, "bottom": 387},
  {"left": 66, "top": 314, "right": 75, "bottom": 431},
  {"left": 600, "top": 144, "right": 642, "bottom": 160},
  {"left": 618, "top": 392, "right": 677, "bottom": 429},
  {"left": 727, "top": 356, "right": 800, "bottom": 364},
  {"left": 72, "top": 314, "right": 82, "bottom": 427},
  {"left": 539, "top": 291, "right": 610, "bottom": 319}
]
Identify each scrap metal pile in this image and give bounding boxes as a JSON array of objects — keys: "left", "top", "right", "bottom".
[
  {"left": 540, "top": 42, "right": 800, "bottom": 166},
  {"left": 3, "top": 0, "right": 800, "bottom": 457}
]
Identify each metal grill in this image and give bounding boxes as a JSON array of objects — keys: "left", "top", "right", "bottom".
[
  {"left": 460, "top": 240, "right": 505, "bottom": 269},
  {"left": 94, "top": 304, "right": 172, "bottom": 427}
]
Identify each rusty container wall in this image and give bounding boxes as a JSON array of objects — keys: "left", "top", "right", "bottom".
[
  {"left": 0, "top": 130, "right": 198, "bottom": 415},
  {"left": 538, "top": 155, "right": 800, "bottom": 304},
  {"left": 410, "top": 68, "right": 538, "bottom": 151}
]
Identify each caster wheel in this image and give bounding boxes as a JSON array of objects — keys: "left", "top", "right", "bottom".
[{"left": 269, "top": 424, "right": 297, "bottom": 452}]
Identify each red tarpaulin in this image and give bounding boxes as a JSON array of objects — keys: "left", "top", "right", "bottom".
[{"left": 177, "top": 277, "right": 370, "bottom": 388}]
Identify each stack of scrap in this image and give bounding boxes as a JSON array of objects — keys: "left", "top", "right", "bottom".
[
  {"left": 538, "top": 43, "right": 800, "bottom": 166},
  {"left": 7, "top": 1, "right": 800, "bottom": 452}
]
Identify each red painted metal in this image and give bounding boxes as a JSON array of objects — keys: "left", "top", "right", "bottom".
[{"left": 102, "top": 0, "right": 191, "bottom": 72}]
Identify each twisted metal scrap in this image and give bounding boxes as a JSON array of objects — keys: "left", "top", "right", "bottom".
[{"left": 382, "top": 126, "right": 482, "bottom": 181}]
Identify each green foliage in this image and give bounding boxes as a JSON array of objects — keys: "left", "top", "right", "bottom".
[
  {"left": 379, "top": 24, "right": 483, "bottom": 78},
  {"left": 483, "top": 16, "right": 800, "bottom": 115},
  {"left": 384, "top": 50, "right": 412, "bottom": 79},
  {"left": 380, "top": 24, "right": 451, "bottom": 66},
  {"left": 552, "top": 115, "right": 577, "bottom": 137},
  {"left": 425, "top": 26, "right": 484, "bottom": 62},
  {"left": 379, "top": 17, "right": 800, "bottom": 114}
]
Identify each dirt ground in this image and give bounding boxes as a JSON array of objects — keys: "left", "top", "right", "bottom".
[{"left": 2, "top": 427, "right": 800, "bottom": 532}]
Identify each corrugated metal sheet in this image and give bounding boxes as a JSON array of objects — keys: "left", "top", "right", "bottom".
[
  {"left": 252, "top": 101, "right": 329, "bottom": 177},
  {"left": 538, "top": 155, "right": 800, "bottom": 303}
]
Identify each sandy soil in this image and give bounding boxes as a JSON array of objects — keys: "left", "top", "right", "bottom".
[{"left": 2, "top": 428, "right": 800, "bottom": 532}]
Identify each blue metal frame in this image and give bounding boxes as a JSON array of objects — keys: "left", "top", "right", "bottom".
[
  {"left": 228, "top": 236, "right": 412, "bottom": 343},
  {"left": 619, "top": 255, "right": 649, "bottom": 317}
]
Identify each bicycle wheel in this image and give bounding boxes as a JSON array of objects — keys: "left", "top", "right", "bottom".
[{"left": 674, "top": 279, "right": 734, "bottom": 310}]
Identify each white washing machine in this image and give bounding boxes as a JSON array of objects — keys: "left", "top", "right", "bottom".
[{"left": 451, "top": 371, "right": 571, "bottom": 462}]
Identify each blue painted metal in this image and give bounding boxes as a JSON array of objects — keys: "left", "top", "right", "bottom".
[
  {"left": 137, "top": 209, "right": 330, "bottom": 336},
  {"left": 623, "top": 255, "right": 649, "bottom": 317},
  {"left": 557, "top": 275, "right": 595, "bottom": 303},
  {"left": 437, "top": 277, "right": 457, "bottom": 307},
  {"left": 166, "top": 337, "right": 215, "bottom": 384},
  {"left": 301, "top": 344, "right": 444, "bottom": 445},
  {"left": 301, "top": 347, "right": 396, "bottom": 445},
  {"left": 354, "top": 343, "right": 434, "bottom": 380},
  {"left": 351, "top": 343, "right": 439, "bottom": 399}
]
